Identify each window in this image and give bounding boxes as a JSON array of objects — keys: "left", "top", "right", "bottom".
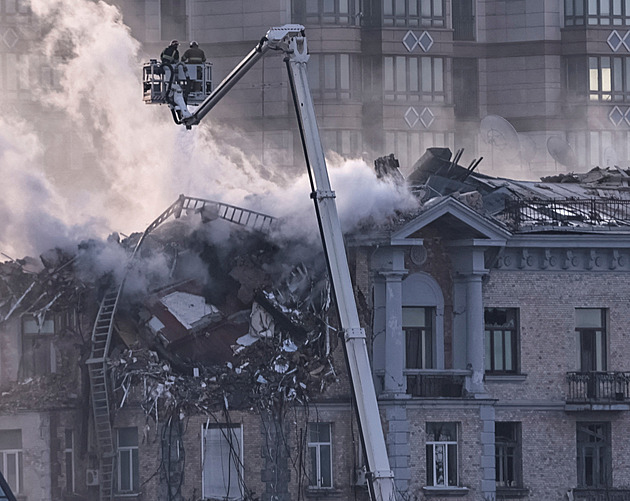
[
  {"left": 21, "top": 315, "right": 55, "bottom": 378},
  {"left": 383, "top": 0, "right": 445, "bottom": 27},
  {"left": 161, "top": 0, "right": 186, "bottom": 41},
  {"left": 495, "top": 422, "right": 522, "bottom": 489},
  {"left": 64, "top": 430, "right": 75, "bottom": 494},
  {"left": 565, "top": 0, "right": 630, "bottom": 26},
  {"left": 383, "top": 56, "right": 445, "bottom": 102},
  {"left": 320, "top": 129, "right": 362, "bottom": 158},
  {"left": 116, "top": 428, "right": 139, "bottom": 493},
  {"left": 307, "top": 53, "right": 356, "bottom": 100},
  {"left": 404, "top": 307, "right": 434, "bottom": 369},
  {"left": 577, "top": 422, "right": 611, "bottom": 488},
  {"left": 576, "top": 308, "right": 606, "bottom": 372},
  {"left": 0, "top": 0, "right": 29, "bottom": 18},
  {"left": 308, "top": 423, "right": 332, "bottom": 488},
  {"left": 202, "top": 425, "right": 243, "bottom": 500},
  {"left": 453, "top": 58, "right": 478, "bottom": 117},
  {"left": 587, "top": 56, "right": 630, "bottom": 102},
  {"left": 426, "top": 422, "right": 457, "bottom": 487},
  {"left": 294, "top": 0, "right": 359, "bottom": 25},
  {"left": 485, "top": 308, "right": 519, "bottom": 374},
  {"left": 0, "top": 430, "right": 22, "bottom": 494},
  {"left": 452, "top": 0, "right": 475, "bottom": 40}
]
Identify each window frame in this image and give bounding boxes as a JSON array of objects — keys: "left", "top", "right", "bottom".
[
  {"left": 383, "top": 55, "right": 445, "bottom": 103},
  {"left": 484, "top": 308, "right": 520, "bottom": 375},
  {"left": 0, "top": 430, "right": 22, "bottom": 495},
  {"left": 20, "top": 314, "right": 55, "bottom": 378},
  {"left": 403, "top": 306, "right": 435, "bottom": 369},
  {"left": 201, "top": 424, "right": 244, "bottom": 500},
  {"left": 383, "top": 0, "right": 445, "bottom": 27},
  {"left": 307, "top": 422, "right": 333, "bottom": 489},
  {"left": 116, "top": 427, "right": 139, "bottom": 494},
  {"left": 298, "top": 0, "right": 359, "bottom": 25},
  {"left": 565, "top": 0, "right": 630, "bottom": 26},
  {"left": 575, "top": 308, "right": 607, "bottom": 372},
  {"left": 495, "top": 422, "right": 523, "bottom": 490},
  {"left": 576, "top": 422, "right": 612, "bottom": 488},
  {"left": 426, "top": 422, "right": 458, "bottom": 488}
]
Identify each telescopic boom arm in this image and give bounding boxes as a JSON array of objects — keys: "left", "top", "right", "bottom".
[{"left": 178, "top": 25, "right": 396, "bottom": 501}]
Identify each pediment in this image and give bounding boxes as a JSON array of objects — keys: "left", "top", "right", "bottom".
[{"left": 391, "top": 197, "right": 511, "bottom": 245}]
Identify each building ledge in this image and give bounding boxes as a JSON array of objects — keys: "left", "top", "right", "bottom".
[
  {"left": 305, "top": 488, "right": 344, "bottom": 498},
  {"left": 485, "top": 374, "right": 528, "bottom": 383},
  {"left": 565, "top": 402, "right": 630, "bottom": 412},
  {"left": 422, "top": 486, "right": 470, "bottom": 497},
  {"left": 496, "top": 487, "right": 529, "bottom": 498}
]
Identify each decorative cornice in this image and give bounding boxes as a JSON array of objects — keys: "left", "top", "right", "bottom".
[{"left": 493, "top": 247, "right": 630, "bottom": 272}]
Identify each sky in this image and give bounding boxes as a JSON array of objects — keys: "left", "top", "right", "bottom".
[{"left": 0, "top": 0, "right": 418, "bottom": 261}]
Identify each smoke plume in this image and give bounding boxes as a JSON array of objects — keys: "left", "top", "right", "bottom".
[{"left": 1, "top": 0, "right": 418, "bottom": 263}]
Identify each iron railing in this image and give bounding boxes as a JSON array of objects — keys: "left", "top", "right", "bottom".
[
  {"left": 566, "top": 372, "right": 630, "bottom": 403},
  {"left": 571, "top": 488, "right": 630, "bottom": 501},
  {"left": 503, "top": 199, "right": 630, "bottom": 230},
  {"left": 406, "top": 371, "right": 466, "bottom": 397}
]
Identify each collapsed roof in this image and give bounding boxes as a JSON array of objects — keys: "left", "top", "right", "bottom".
[{"left": 400, "top": 147, "right": 630, "bottom": 233}]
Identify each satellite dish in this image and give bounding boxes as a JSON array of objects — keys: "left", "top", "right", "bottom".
[
  {"left": 604, "top": 146, "right": 618, "bottom": 168},
  {"left": 480, "top": 115, "right": 520, "bottom": 169},
  {"left": 547, "top": 136, "right": 577, "bottom": 169},
  {"left": 519, "top": 134, "right": 537, "bottom": 168}
]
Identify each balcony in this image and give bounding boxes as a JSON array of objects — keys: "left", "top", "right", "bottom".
[
  {"left": 405, "top": 370, "right": 468, "bottom": 398},
  {"left": 566, "top": 372, "right": 630, "bottom": 411},
  {"left": 570, "top": 488, "right": 630, "bottom": 501}
]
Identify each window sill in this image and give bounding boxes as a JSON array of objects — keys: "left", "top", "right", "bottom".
[
  {"left": 305, "top": 488, "right": 344, "bottom": 498},
  {"left": 485, "top": 374, "right": 527, "bottom": 383},
  {"left": 496, "top": 487, "right": 529, "bottom": 498},
  {"left": 422, "top": 486, "right": 469, "bottom": 497}
]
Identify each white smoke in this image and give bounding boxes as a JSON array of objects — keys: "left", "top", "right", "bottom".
[{"left": 1, "top": 0, "right": 418, "bottom": 263}]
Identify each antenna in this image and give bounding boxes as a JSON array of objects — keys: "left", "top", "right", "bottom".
[
  {"left": 546, "top": 136, "right": 577, "bottom": 171},
  {"left": 479, "top": 115, "right": 520, "bottom": 170}
]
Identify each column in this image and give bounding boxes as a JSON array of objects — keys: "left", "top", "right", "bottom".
[{"left": 380, "top": 270, "right": 407, "bottom": 396}]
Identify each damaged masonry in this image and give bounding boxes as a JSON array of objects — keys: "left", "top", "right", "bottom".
[{"left": 4, "top": 150, "right": 630, "bottom": 501}]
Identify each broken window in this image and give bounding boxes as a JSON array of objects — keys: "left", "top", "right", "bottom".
[
  {"left": 20, "top": 315, "right": 55, "bottom": 378},
  {"left": 116, "top": 428, "right": 139, "bottom": 493},
  {"left": 308, "top": 423, "right": 332, "bottom": 489},
  {"left": 484, "top": 308, "right": 519, "bottom": 374},
  {"left": 404, "top": 307, "right": 434, "bottom": 369},
  {"left": 577, "top": 422, "right": 611, "bottom": 488},
  {"left": 426, "top": 422, "right": 458, "bottom": 488},
  {"left": 0, "top": 430, "right": 22, "bottom": 494},
  {"left": 576, "top": 308, "right": 607, "bottom": 372},
  {"left": 64, "top": 429, "right": 75, "bottom": 494},
  {"left": 383, "top": 0, "right": 445, "bottom": 27},
  {"left": 495, "top": 422, "right": 522, "bottom": 489},
  {"left": 202, "top": 425, "right": 243, "bottom": 500}
]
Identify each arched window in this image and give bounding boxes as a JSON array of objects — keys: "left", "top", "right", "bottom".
[{"left": 402, "top": 272, "right": 444, "bottom": 369}]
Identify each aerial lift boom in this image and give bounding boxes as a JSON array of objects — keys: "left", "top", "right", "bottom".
[{"left": 166, "top": 25, "right": 396, "bottom": 501}]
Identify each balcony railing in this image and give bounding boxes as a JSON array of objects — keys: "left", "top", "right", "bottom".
[
  {"left": 406, "top": 370, "right": 467, "bottom": 397},
  {"left": 566, "top": 372, "right": 630, "bottom": 403},
  {"left": 503, "top": 199, "right": 630, "bottom": 230},
  {"left": 571, "top": 488, "right": 630, "bottom": 501}
]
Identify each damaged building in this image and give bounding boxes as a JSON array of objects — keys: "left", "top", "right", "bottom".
[{"left": 2, "top": 153, "right": 630, "bottom": 501}]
